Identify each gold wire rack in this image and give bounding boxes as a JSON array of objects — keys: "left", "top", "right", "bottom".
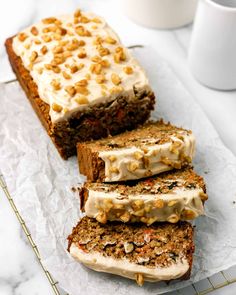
[{"left": 1, "top": 172, "right": 236, "bottom": 295}]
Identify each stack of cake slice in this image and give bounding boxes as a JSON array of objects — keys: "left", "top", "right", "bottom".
[{"left": 68, "top": 120, "right": 208, "bottom": 286}]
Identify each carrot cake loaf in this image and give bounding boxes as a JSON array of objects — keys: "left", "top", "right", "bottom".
[
  {"left": 80, "top": 167, "right": 207, "bottom": 225},
  {"left": 77, "top": 120, "right": 195, "bottom": 182},
  {"left": 67, "top": 217, "right": 194, "bottom": 285},
  {"left": 5, "top": 9, "right": 155, "bottom": 159}
]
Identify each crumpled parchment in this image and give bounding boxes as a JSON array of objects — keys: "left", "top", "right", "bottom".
[{"left": 1, "top": 47, "right": 236, "bottom": 295}]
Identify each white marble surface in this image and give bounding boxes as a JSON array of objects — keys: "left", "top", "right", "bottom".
[{"left": 0, "top": 0, "right": 236, "bottom": 294}]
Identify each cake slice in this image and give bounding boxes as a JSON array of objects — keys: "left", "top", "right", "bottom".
[
  {"left": 67, "top": 217, "right": 194, "bottom": 285},
  {"left": 77, "top": 120, "right": 195, "bottom": 182},
  {"left": 5, "top": 9, "right": 155, "bottom": 159},
  {"left": 80, "top": 167, "right": 207, "bottom": 225}
]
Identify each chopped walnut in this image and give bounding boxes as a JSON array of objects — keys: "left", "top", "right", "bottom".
[
  {"left": 30, "top": 51, "right": 38, "bottom": 63},
  {"left": 114, "top": 47, "right": 126, "bottom": 63},
  {"left": 96, "top": 74, "right": 106, "bottom": 84},
  {"left": 127, "top": 162, "right": 139, "bottom": 172},
  {"left": 75, "top": 25, "right": 91, "bottom": 37},
  {"left": 65, "top": 85, "right": 76, "bottom": 97},
  {"left": 111, "top": 73, "right": 121, "bottom": 85},
  {"left": 42, "top": 35, "right": 52, "bottom": 42},
  {"left": 168, "top": 200, "right": 178, "bottom": 207},
  {"left": 62, "top": 71, "right": 71, "bottom": 80},
  {"left": 18, "top": 32, "right": 28, "bottom": 42},
  {"left": 167, "top": 214, "right": 180, "bottom": 223},
  {"left": 135, "top": 273, "right": 144, "bottom": 286},
  {"left": 74, "top": 9, "right": 81, "bottom": 18},
  {"left": 52, "top": 103, "right": 62, "bottom": 112},
  {"left": 75, "top": 96, "right": 89, "bottom": 105},
  {"left": 75, "top": 86, "right": 90, "bottom": 95},
  {"left": 123, "top": 66, "right": 133, "bottom": 74},
  {"left": 50, "top": 79, "right": 61, "bottom": 90},
  {"left": 40, "top": 45, "right": 48, "bottom": 55},
  {"left": 30, "top": 26, "right": 39, "bottom": 36},
  {"left": 133, "top": 151, "right": 143, "bottom": 160},
  {"left": 42, "top": 17, "right": 57, "bottom": 24},
  {"left": 77, "top": 50, "right": 87, "bottom": 58},
  {"left": 92, "top": 17, "right": 102, "bottom": 23},
  {"left": 109, "top": 86, "right": 124, "bottom": 94},
  {"left": 96, "top": 212, "right": 107, "bottom": 224},
  {"left": 97, "top": 46, "right": 110, "bottom": 57},
  {"left": 76, "top": 79, "right": 88, "bottom": 87},
  {"left": 53, "top": 45, "right": 64, "bottom": 54},
  {"left": 105, "top": 36, "right": 117, "bottom": 44},
  {"left": 90, "top": 63, "right": 102, "bottom": 75},
  {"left": 155, "top": 199, "right": 164, "bottom": 209}
]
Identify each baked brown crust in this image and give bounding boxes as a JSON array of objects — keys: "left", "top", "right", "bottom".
[{"left": 5, "top": 36, "right": 155, "bottom": 159}]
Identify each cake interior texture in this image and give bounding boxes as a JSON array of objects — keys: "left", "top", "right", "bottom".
[{"left": 68, "top": 217, "right": 194, "bottom": 284}]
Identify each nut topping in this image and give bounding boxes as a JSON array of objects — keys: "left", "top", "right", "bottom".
[
  {"left": 127, "top": 161, "right": 139, "bottom": 172},
  {"left": 123, "top": 66, "right": 133, "bottom": 74},
  {"left": 65, "top": 85, "right": 76, "bottom": 97},
  {"left": 135, "top": 273, "right": 144, "bottom": 286},
  {"left": 96, "top": 74, "right": 106, "bottom": 84},
  {"left": 62, "top": 71, "right": 71, "bottom": 79},
  {"left": 50, "top": 79, "right": 61, "bottom": 90},
  {"left": 111, "top": 73, "right": 121, "bottom": 85},
  {"left": 30, "top": 26, "right": 39, "bottom": 36},
  {"left": 75, "top": 96, "right": 89, "bottom": 105},
  {"left": 52, "top": 103, "right": 63, "bottom": 112},
  {"left": 18, "top": 32, "right": 28, "bottom": 42},
  {"left": 30, "top": 51, "right": 38, "bottom": 63},
  {"left": 40, "top": 45, "right": 48, "bottom": 55},
  {"left": 105, "top": 36, "right": 117, "bottom": 44}
]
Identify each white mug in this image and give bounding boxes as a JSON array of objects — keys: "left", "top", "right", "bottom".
[
  {"left": 121, "top": 0, "right": 198, "bottom": 29},
  {"left": 188, "top": 0, "right": 236, "bottom": 90}
]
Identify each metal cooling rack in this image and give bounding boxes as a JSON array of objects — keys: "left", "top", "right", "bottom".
[{"left": 1, "top": 172, "right": 236, "bottom": 295}]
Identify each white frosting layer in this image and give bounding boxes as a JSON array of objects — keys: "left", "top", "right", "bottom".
[
  {"left": 84, "top": 186, "right": 204, "bottom": 224},
  {"left": 99, "top": 132, "right": 195, "bottom": 182},
  {"left": 12, "top": 12, "right": 151, "bottom": 123},
  {"left": 70, "top": 243, "right": 189, "bottom": 282}
]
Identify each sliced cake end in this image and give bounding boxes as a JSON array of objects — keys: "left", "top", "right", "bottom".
[{"left": 68, "top": 217, "right": 194, "bottom": 285}]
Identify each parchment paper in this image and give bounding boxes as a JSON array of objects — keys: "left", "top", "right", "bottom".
[{"left": 1, "top": 47, "right": 236, "bottom": 295}]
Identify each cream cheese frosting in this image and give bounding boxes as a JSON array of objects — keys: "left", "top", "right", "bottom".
[
  {"left": 12, "top": 10, "right": 151, "bottom": 123},
  {"left": 70, "top": 243, "right": 189, "bottom": 282},
  {"left": 84, "top": 186, "right": 204, "bottom": 225},
  {"left": 99, "top": 132, "right": 195, "bottom": 182}
]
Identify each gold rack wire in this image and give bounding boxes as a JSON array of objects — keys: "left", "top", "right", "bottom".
[{"left": 1, "top": 172, "right": 236, "bottom": 295}]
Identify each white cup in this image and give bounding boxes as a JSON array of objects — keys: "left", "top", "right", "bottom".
[
  {"left": 188, "top": 0, "right": 236, "bottom": 90},
  {"left": 121, "top": 0, "right": 198, "bottom": 29}
]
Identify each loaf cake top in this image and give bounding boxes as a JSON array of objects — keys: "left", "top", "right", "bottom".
[
  {"left": 68, "top": 217, "right": 194, "bottom": 284},
  {"left": 12, "top": 9, "right": 151, "bottom": 123}
]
